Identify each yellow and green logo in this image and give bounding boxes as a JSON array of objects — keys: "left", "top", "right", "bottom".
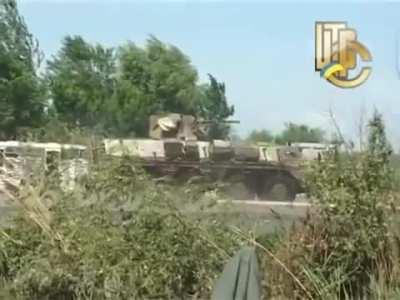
[{"left": 315, "top": 22, "right": 372, "bottom": 88}]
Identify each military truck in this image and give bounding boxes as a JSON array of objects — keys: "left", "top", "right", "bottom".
[{"left": 103, "top": 114, "right": 314, "bottom": 201}]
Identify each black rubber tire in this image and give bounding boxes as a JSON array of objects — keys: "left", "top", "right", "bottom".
[
  {"left": 225, "top": 182, "right": 255, "bottom": 200},
  {"left": 260, "top": 176, "right": 297, "bottom": 201},
  {"left": 223, "top": 174, "right": 256, "bottom": 200}
]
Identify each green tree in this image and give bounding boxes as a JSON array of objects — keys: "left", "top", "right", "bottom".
[
  {"left": 112, "top": 36, "right": 199, "bottom": 136},
  {"left": 47, "top": 35, "right": 115, "bottom": 130},
  {"left": 0, "top": 0, "right": 46, "bottom": 138},
  {"left": 246, "top": 129, "right": 274, "bottom": 144},
  {"left": 365, "top": 110, "right": 393, "bottom": 191},
  {"left": 47, "top": 35, "right": 234, "bottom": 138},
  {"left": 275, "top": 122, "right": 324, "bottom": 144},
  {"left": 197, "top": 74, "right": 234, "bottom": 139}
]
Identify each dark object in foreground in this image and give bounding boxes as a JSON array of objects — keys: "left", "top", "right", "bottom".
[{"left": 212, "top": 246, "right": 261, "bottom": 300}]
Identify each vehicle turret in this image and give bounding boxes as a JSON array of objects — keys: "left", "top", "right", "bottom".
[{"left": 149, "top": 113, "right": 239, "bottom": 141}]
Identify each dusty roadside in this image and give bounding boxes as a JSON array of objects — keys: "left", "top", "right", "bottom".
[{"left": 0, "top": 193, "right": 14, "bottom": 227}]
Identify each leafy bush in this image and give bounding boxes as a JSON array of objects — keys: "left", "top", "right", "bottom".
[
  {"left": 263, "top": 110, "right": 399, "bottom": 299},
  {"left": 3, "top": 111, "right": 400, "bottom": 299},
  {"left": 0, "top": 157, "right": 240, "bottom": 299}
]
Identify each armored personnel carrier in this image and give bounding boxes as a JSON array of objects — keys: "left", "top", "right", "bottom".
[{"left": 103, "top": 114, "right": 313, "bottom": 201}]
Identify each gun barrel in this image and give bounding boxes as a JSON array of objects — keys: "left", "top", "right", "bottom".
[{"left": 199, "top": 120, "right": 240, "bottom": 124}]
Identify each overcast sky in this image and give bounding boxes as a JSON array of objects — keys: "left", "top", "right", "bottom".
[{"left": 17, "top": 0, "right": 400, "bottom": 147}]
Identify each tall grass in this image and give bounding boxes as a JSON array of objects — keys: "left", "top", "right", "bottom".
[
  {"left": 2, "top": 111, "right": 400, "bottom": 299},
  {"left": 0, "top": 157, "right": 242, "bottom": 299},
  {"left": 254, "top": 110, "right": 400, "bottom": 299}
]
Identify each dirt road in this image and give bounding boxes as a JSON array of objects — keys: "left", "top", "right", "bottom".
[
  {"left": 214, "top": 198, "right": 310, "bottom": 234},
  {"left": 0, "top": 193, "right": 310, "bottom": 232}
]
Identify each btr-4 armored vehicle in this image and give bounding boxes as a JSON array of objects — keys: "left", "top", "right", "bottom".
[{"left": 103, "top": 114, "right": 325, "bottom": 201}]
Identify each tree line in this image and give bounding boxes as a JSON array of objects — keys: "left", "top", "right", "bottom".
[
  {"left": 0, "top": 0, "right": 234, "bottom": 140},
  {"left": 245, "top": 123, "right": 325, "bottom": 145},
  {"left": 0, "top": 0, "right": 324, "bottom": 143}
]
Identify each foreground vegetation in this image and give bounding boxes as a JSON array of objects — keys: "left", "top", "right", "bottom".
[
  {"left": 0, "top": 111, "right": 399, "bottom": 299},
  {"left": 2, "top": 1, "right": 400, "bottom": 299},
  {"left": 264, "top": 111, "right": 400, "bottom": 299},
  {"left": 0, "top": 158, "right": 242, "bottom": 299}
]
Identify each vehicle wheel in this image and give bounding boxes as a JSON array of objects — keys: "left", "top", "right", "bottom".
[
  {"left": 260, "top": 176, "right": 297, "bottom": 201},
  {"left": 224, "top": 181, "right": 255, "bottom": 200},
  {"left": 223, "top": 174, "right": 256, "bottom": 200}
]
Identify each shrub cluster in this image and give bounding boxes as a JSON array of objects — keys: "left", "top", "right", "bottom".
[
  {"left": 0, "top": 157, "right": 240, "bottom": 299},
  {"left": 262, "top": 111, "right": 400, "bottom": 299},
  {"left": 2, "top": 111, "right": 400, "bottom": 300}
]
